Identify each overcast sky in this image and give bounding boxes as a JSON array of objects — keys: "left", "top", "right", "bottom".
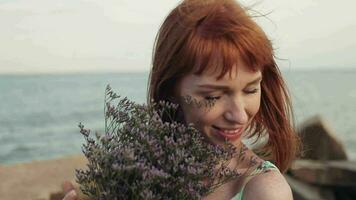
[{"left": 0, "top": 0, "right": 355, "bottom": 74}]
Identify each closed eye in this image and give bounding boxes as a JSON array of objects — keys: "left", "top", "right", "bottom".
[
  {"left": 244, "top": 88, "right": 259, "bottom": 94},
  {"left": 204, "top": 96, "right": 221, "bottom": 101}
]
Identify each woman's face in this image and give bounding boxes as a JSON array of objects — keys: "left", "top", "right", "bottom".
[{"left": 176, "top": 62, "right": 262, "bottom": 146}]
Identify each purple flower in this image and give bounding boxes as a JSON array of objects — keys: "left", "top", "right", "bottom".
[{"left": 75, "top": 85, "right": 258, "bottom": 200}]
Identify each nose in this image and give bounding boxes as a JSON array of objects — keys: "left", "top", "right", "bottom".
[{"left": 223, "top": 98, "right": 248, "bottom": 124}]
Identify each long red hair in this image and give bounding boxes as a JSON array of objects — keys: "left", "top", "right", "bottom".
[{"left": 148, "top": 0, "right": 299, "bottom": 172}]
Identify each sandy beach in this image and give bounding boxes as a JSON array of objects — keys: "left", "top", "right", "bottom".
[{"left": 0, "top": 155, "right": 87, "bottom": 200}]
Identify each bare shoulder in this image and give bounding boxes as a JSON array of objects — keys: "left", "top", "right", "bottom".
[{"left": 243, "top": 170, "right": 293, "bottom": 200}]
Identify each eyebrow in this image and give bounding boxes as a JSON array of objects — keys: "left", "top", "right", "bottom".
[{"left": 197, "top": 76, "right": 262, "bottom": 90}]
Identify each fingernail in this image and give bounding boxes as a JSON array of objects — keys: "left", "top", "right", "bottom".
[{"left": 68, "top": 190, "right": 77, "bottom": 197}]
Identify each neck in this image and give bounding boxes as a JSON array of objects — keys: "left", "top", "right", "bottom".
[{"left": 228, "top": 142, "right": 264, "bottom": 169}]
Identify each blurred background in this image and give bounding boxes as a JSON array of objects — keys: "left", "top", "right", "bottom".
[{"left": 1, "top": 0, "right": 355, "bottom": 165}]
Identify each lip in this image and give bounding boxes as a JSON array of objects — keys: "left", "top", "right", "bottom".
[{"left": 212, "top": 126, "right": 243, "bottom": 141}]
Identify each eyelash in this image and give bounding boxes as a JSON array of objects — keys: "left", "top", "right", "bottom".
[
  {"left": 244, "top": 88, "right": 259, "bottom": 94},
  {"left": 204, "top": 89, "right": 258, "bottom": 100},
  {"left": 204, "top": 96, "right": 221, "bottom": 101}
]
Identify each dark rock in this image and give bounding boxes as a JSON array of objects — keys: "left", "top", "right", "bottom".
[
  {"left": 290, "top": 160, "right": 356, "bottom": 187},
  {"left": 334, "top": 186, "right": 356, "bottom": 200},
  {"left": 49, "top": 191, "right": 64, "bottom": 200},
  {"left": 297, "top": 115, "right": 347, "bottom": 160},
  {"left": 285, "top": 174, "right": 335, "bottom": 200}
]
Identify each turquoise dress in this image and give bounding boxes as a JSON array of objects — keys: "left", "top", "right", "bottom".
[{"left": 230, "top": 161, "right": 279, "bottom": 200}]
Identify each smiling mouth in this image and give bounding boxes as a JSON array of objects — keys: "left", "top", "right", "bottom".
[{"left": 212, "top": 125, "right": 243, "bottom": 141}]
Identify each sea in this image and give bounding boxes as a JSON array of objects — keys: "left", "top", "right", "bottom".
[{"left": 0, "top": 70, "right": 355, "bottom": 165}]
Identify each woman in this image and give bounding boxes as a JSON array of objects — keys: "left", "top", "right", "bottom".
[{"left": 63, "top": 0, "right": 299, "bottom": 199}]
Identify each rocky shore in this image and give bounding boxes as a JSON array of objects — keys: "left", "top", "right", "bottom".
[
  {"left": 286, "top": 115, "right": 356, "bottom": 200},
  {"left": 1, "top": 115, "right": 355, "bottom": 200}
]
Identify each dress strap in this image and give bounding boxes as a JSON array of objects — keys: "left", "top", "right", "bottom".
[
  {"left": 230, "top": 161, "right": 279, "bottom": 200},
  {"left": 252, "top": 160, "right": 279, "bottom": 175}
]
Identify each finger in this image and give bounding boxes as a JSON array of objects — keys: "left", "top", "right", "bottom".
[
  {"left": 63, "top": 190, "right": 77, "bottom": 200},
  {"left": 62, "top": 180, "right": 75, "bottom": 193}
]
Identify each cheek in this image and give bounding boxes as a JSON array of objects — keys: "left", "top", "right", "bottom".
[
  {"left": 247, "top": 94, "right": 261, "bottom": 117},
  {"left": 180, "top": 103, "right": 220, "bottom": 129}
]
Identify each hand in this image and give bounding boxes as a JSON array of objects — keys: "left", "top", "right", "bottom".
[{"left": 62, "top": 180, "right": 78, "bottom": 200}]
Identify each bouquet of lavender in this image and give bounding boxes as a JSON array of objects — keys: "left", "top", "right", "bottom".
[{"left": 76, "top": 85, "right": 257, "bottom": 200}]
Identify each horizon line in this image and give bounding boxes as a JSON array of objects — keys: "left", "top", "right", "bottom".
[{"left": 1, "top": 66, "right": 356, "bottom": 76}]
